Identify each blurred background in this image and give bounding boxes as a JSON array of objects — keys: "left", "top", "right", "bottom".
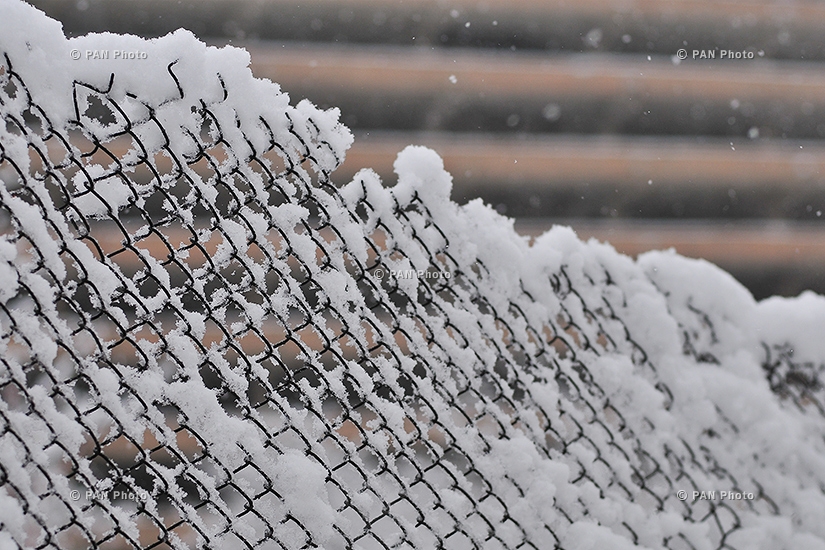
[{"left": 30, "top": 0, "right": 825, "bottom": 299}]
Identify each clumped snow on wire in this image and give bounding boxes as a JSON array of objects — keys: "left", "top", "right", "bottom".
[{"left": 1, "top": 1, "right": 824, "bottom": 549}]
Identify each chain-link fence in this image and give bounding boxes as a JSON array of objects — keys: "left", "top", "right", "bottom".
[{"left": 2, "top": 2, "right": 825, "bottom": 549}]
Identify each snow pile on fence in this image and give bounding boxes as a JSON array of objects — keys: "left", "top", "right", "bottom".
[{"left": 1, "top": 1, "right": 824, "bottom": 548}]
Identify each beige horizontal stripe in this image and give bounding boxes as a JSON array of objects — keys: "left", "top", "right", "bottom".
[
  {"left": 246, "top": 44, "right": 825, "bottom": 103},
  {"left": 208, "top": 0, "right": 825, "bottom": 30},
  {"left": 341, "top": 132, "right": 825, "bottom": 189},
  {"left": 79, "top": 132, "right": 825, "bottom": 190}
]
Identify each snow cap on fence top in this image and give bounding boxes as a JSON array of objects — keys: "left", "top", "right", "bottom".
[
  {"left": 392, "top": 145, "right": 453, "bottom": 204},
  {"left": 0, "top": 0, "right": 351, "bottom": 183},
  {"left": 756, "top": 291, "right": 825, "bottom": 365}
]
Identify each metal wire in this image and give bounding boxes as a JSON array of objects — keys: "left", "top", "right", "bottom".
[{"left": 0, "top": 34, "right": 820, "bottom": 550}]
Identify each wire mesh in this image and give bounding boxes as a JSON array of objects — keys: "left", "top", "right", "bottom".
[{"left": 1, "top": 4, "right": 824, "bottom": 549}]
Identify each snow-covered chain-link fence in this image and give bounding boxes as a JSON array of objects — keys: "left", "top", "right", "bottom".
[{"left": 2, "top": 2, "right": 825, "bottom": 549}]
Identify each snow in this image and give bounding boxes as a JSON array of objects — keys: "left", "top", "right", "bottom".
[
  {"left": 564, "top": 521, "right": 647, "bottom": 550},
  {"left": 756, "top": 291, "right": 825, "bottom": 364},
  {"left": 1, "top": 1, "right": 825, "bottom": 549}
]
